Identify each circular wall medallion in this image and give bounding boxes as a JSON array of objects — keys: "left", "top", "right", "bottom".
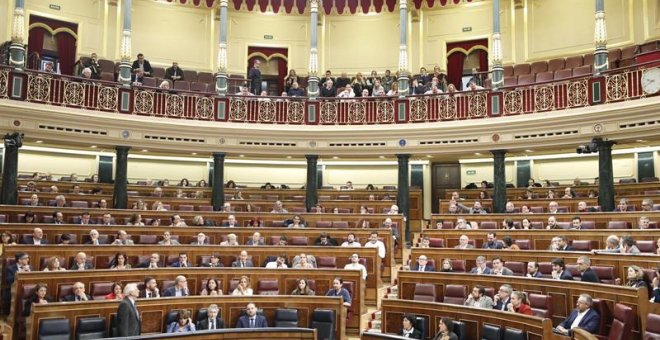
[
  {"left": 309, "top": 141, "right": 317, "bottom": 148},
  {"left": 219, "top": 138, "right": 225, "bottom": 145},
  {"left": 492, "top": 134, "right": 500, "bottom": 142},
  {"left": 121, "top": 130, "right": 130, "bottom": 139},
  {"left": 593, "top": 123, "right": 604, "bottom": 134},
  {"left": 399, "top": 139, "right": 407, "bottom": 147},
  {"left": 12, "top": 120, "right": 21, "bottom": 127}
]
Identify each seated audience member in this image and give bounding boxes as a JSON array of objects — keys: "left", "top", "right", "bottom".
[
  {"left": 502, "top": 236, "right": 520, "bottom": 250},
  {"left": 638, "top": 216, "right": 651, "bottom": 229},
  {"left": 127, "top": 213, "right": 144, "bottom": 226},
  {"left": 570, "top": 216, "right": 583, "bottom": 229},
  {"left": 26, "top": 227, "right": 47, "bottom": 245},
  {"left": 546, "top": 216, "right": 560, "bottom": 229},
  {"left": 105, "top": 283, "right": 124, "bottom": 301},
  {"left": 491, "top": 257, "right": 513, "bottom": 276},
  {"left": 159, "top": 80, "right": 170, "bottom": 89},
  {"left": 593, "top": 235, "right": 621, "bottom": 254},
  {"left": 470, "top": 256, "right": 492, "bottom": 275},
  {"left": 201, "top": 278, "right": 223, "bottom": 296},
  {"left": 526, "top": 261, "right": 542, "bottom": 278},
  {"left": 167, "top": 310, "right": 196, "bottom": 333},
  {"left": 501, "top": 219, "right": 515, "bottom": 230},
  {"left": 139, "top": 278, "right": 160, "bottom": 298},
  {"left": 28, "top": 193, "right": 41, "bottom": 207},
  {"left": 315, "top": 232, "right": 338, "bottom": 246},
  {"left": 132, "top": 200, "right": 148, "bottom": 211},
  {"left": 0, "top": 231, "right": 15, "bottom": 246},
  {"left": 551, "top": 258, "right": 574, "bottom": 280},
  {"left": 439, "top": 258, "right": 453, "bottom": 272},
  {"left": 507, "top": 291, "right": 533, "bottom": 315},
  {"left": 99, "top": 213, "right": 114, "bottom": 226},
  {"left": 112, "top": 230, "right": 135, "bottom": 245},
  {"left": 341, "top": 233, "right": 361, "bottom": 247},
  {"left": 577, "top": 201, "right": 596, "bottom": 213},
  {"left": 288, "top": 215, "right": 306, "bottom": 228},
  {"left": 220, "top": 233, "right": 239, "bottom": 246},
  {"left": 80, "top": 67, "right": 93, "bottom": 79},
  {"left": 276, "top": 235, "right": 288, "bottom": 246},
  {"left": 482, "top": 232, "right": 503, "bottom": 249},
  {"left": 232, "top": 275, "right": 253, "bottom": 296},
  {"left": 132, "top": 53, "right": 153, "bottom": 76},
  {"left": 620, "top": 236, "right": 640, "bottom": 254},
  {"left": 418, "top": 235, "right": 431, "bottom": 248},
  {"left": 197, "top": 304, "right": 224, "bottom": 330},
  {"left": 493, "top": 284, "right": 512, "bottom": 311},
  {"left": 326, "top": 277, "right": 352, "bottom": 307},
  {"left": 504, "top": 202, "right": 517, "bottom": 213},
  {"left": 64, "top": 282, "right": 91, "bottom": 302},
  {"left": 131, "top": 69, "right": 145, "bottom": 85},
  {"left": 546, "top": 190, "right": 556, "bottom": 199},
  {"left": 411, "top": 255, "right": 435, "bottom": 272},
  {"left": 97, "top": 199, "right": 109, "bottom": 209},
  {"left": 456, "top": 200, "right": 488, "bottom": 214},
  {"left": 464, "top": 285, "right": 494, "bottom": 309},
  {"left": 223, "top": 214, "right": 240, "bottom": 227},
  {"left": 52, "top": 211, "right": 65, "bottom": 224},
  {"left": 164, "top": 275, "right": 189, "bottom": 297},
  {"left": 577, "top": 256, "right": 600, "bottom": 283},
  {"left": 202, "top": 254, "right": 224, "bottom": 268},
  {"left": 641, "top": 198, "right": 654, "bottom": 212},
  {"left": 555, "top": 294, "right": 600, "bottom": 336},
  {"left": 383, "top": 217, "right": 401, "bottom": 243},
  {"left": 410, "top": 78, "right": 426, "bottom": 95},
  {"left": 270, "top": 201, "right": 288, "bottom": 213},
  {"left": 164, "top": 62, "right": 184, "bottom": 82},
  {"left": 613, "top": 198, "right": 631, "bottom": 212},
  {"left": 287, "top": 82, "right": 305, "bottom": 97},
  {"left": 454, "top": 235, "right": 474, "bottom": 249},
  {"left": 432, "top": 317, "right": 459, "bottom": 340},
  {"left": 547, "top": 201, "right": 559, "bottom": 214},
  {"left": 158, "top": 231, "right": 180, "bottom": 245},
  {"left": 344, "top": 254, "right": 367, "bottom": 279},
  {"left": 562, "top": 187, "right": 576, "bottom": 198},
  {"left": 70, "top": 252, "right": 93, "bottom": 271},
  {"left": 110, "top": 252, "right": 131, "bottom": 270},
  {"left": 58, "top": 234, "right": 73, "bottom": 246},
  {"left": 447, "top": 204, "right": 459, "bottom": 214},
  {"left": 85, "top": 229, "right": 102, "bottom": 245},
  {"left": 292, "top": 253, "right": 315, "bottom": 269},
  {"left": 23, "top": 283, "right": 52, "bottom": 316},
  {"left": 137, "top": 253, "right": 161, "bottom": 269},
  {"left": 320, "top": 79, "right": 337, "bottom": 97},
  {"left": 424, "top": 83, "right": 442, "bottom": 94},
  {"left": 232, "top": 250, "right": 254, "bottom": 267},
  {"left": 555, "top": 235, "right": 574, "bottom": 251},
  {"left": 245, "top": 232, "right": 264, "bottom": 246},
  {"left": 520, "top": 218, "right": 532, "bottom": 229},
  {"left": 43, "top": 256, "right": 65, "bottom": 272},
  {"left": 191, "top": 233, "right": 209, "bottom": 246},
  {"left": 171, "top": 215, "right": 187, "bottom": 227},
  {"left": 236, "top": 302, "right": 267, "bottom": 328},
  {"left": 171, "top": 253, "right": 191, "bottom": 268},
  {"left": 397, "top": 314, "right": 423, "bottom": 339},
  {"left": 337, "top": 84, "right": 356, "bottom": 98},
  {"left": 192, "top": 215, "right": 215, "bottom": 227},
  {"left": 265, "top": 254, "right": 288, "bottom": 269},
  {"left": 454, "top": 217, "right": 473, "bottom": 230},
  {"left": 291, "top": 278, "right": 315, "bottom": 295},
  {"left": 6, "top": 252, "right": 32, "bottom": 285},
  {"left": 616, "top": 265, "right": 648, "bottom": 289},
  {"left": 364, "top": 232, "right": 386, "bottom": 259}
]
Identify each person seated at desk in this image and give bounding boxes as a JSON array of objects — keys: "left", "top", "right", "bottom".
[
  {"left": 131, "top": 69, "right": 145, "bottom": 86},
  {"left": 63, "top": 282, "right": 91, "bottom": 302},
  {"left": 464, "top": 285, "right": 493, "bottom": 309},
  {"left": 341, "top": 233, "right": 361, "bottom": 247},
  {"left": 554, "top": 294, "right": 600, "bottom": 336},
  {"left": 221, "top": 233, "right": 240, "bottom": 246},
  {"left": 164, "top": 62, "right": 184, "bottom": 82},
  {"left": 202, "top": 254, "right": 224, "bottom": 268},
  {"left": 197, "top": 304, "right": 224, "bottom": 330},
  {"left": 223, "top": 214, "right": 240, "bottom": 228},
  {"left": 167, "top": 310, "right": 196, "bottom": 333},
  {"left": 23, "top": 283, "right": 52, "bottom": 316},
  {"left": 287, "top": 82, "right": 305, "bottom": 97},
  {"left": 288, "top": 215, "right": 306, "bottom": 228},
  {"left": 170, "top": 253, "right": 192, "bottom": 268},
  {"left": 158, "top": 231, "right": 180, "bottom": 245},
  {"left": 526, "top": 261, "right": 542, "bottom": 278},
  {"left": 397, "top": 314, "right": 422, "bottom": 339},
  {"left": 344, "top": 253, "right": 367, "bottom": 279},
  {"left": 469, "top": 256, "right": 491, "bottom": 275},
  {"left": 577, "top": 256, "right": 600, "bottom": 283},
  {"left": 493, "top": 284, "right": 512, "bottom": 311},
  {"left": 265, "top": 253, "right": 288, "bottom": 269},
  {"left": 314, "top": 232, "right": 337, "bottom": 246},
  {"left": 326, "top": 277, "right": 352, "bottom": 307},
  {"left": 70, "top": 252, "right": 94, "bottom": 271},
  {"left": 232, "top": 275, "right": 253, "bottom": 296},
  {"left": 139, "top": 277, "right": 160, "bottom": 298},
  {"left": 236, "top": 302, "right": 268, "bottom": 328},
  {"left": 292, "top": 253, "right": 315, "bottom": 269},
  {"left": 551, "top": 258, "right": 574, "bottom": 280},
  {"left": 291, "top": 278, "right": 315, "bottom": 295},
  {"left": 507, "top": 291, "right": 533, "bottom": 315},
  {"left": 201, "top": 278, "right": 223, "bottom": 296},
  {"left": 232, "top": 250, "right": 254, "bottom": 267},
  {"left": 432, "top": 317, "right": 458, "bottom": 340},
  {"left": 191, "top": 233, "right": 209, "bottom": 246},
  {"left": 490, "top": 257, "right": 513, "bottom": 276},
  {"left": 411, "top": 255, "right": 435, "bottom": 272},
  {"left": 105, "top": 282, "right": 125, "bottom": 301},
  {"left": 136, "top": 253, "right": 160, "bottom": 269},
  {"left": 131, "top": 53, "right": 153, "bottom": 76},
  {"left": 163, "top": 275, "right": 189, "bottom": 297}
]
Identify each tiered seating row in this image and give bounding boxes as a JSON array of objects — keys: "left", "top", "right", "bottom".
[
  {"left": 443, "top": 182, "right": 660, "bottom": 200},
  {"left": 439, "top": 197, "right": 660, "bottom": 214}
]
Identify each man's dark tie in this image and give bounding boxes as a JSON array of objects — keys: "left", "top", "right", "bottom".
[
  {"left": 250, "top": 318, "right": 255, "bottom": 328},
  {"left": 210, "top": 320, "right": 215, "bottom": 330}
]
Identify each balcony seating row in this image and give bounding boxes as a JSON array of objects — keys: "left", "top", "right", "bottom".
[{"left": 443, "top": 181, "right": 660, "bottom": 199}]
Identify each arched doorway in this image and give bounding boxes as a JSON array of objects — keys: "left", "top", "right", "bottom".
[
  {"left": 27, "top": 15, "right": 78, "bottom": 75},
  {"left": 446, "top": 38, "right": 488, "bottom": 90},
  {"left": 247, "top": 47, "right": 288, "bottom": 95}
]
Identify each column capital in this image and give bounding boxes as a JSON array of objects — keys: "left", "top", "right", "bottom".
[
  {"left": 305, "top": 154, "right": 319, "bottom": 161},
  {"left": 490, "top": 149, "right": 507, "bottom": 156},
  {"left": 115, "top": 145, "right": 131, "bottom": 153},
  {"left": 396, "top": 153, "right": 411, "bottom": 159},
  {"left": 3, "top": 132, "right": 23, "bottom": 150},
  {"left": 594, "top": 138, "right": 616, "bottom": 149},
  {"left": 213, "top": 152, "right": 227, "bottom": 158}
]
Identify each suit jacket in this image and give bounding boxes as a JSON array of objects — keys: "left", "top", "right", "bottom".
[
  {"left": 5, "top": 264, "right": 24, "bottom": 284},
  {"left": 482, "top": 241, "right": 503, "bottom": 249},
  {"left": 131, "top": 60, "right": 153, "bottom": 75},
  {"left": 201, "top": 262, "right": 224, "bottom": 268},
  {"left": 245, "top": 240, "right": 264, "bottom": 246},
  {"left": 138, "top": 289, "right": 159, "bottom": 299},
  {"left": 397, "top": 328, "right": 423, "bottom": 339},
  {"left": 164, "top": 67, "right": 184, "bottom": 81},
  {"left": 22, "top": 237, "right": 48, "bottom": 245},
  {"left": 222, "top": 222, "right": 240, "bottom": 228},
  {"left": 170, "top": 261, "right": 192, "bottom": 268},
  {"left": 469, "top": 266, "right": 492, "bottom": 275},
  {"left": 248, "top": 67, "right": 262, "bottom": 94},
  {"left": 492, "top": 267, "right": 514, "bottom": 276},
  {"left": 63, "top": 293, "right": 92, "bottom": 302},
  {"left": 559, "top": 308, "right": 600, "bottom": 335},
  {"left": 411, "top": 264, "right": 435, "bottom": 272},
  {"left": 558, "top": 245, "right": 575, "bottom": 251},
  {"left": 231, "top": 260, "right": 254, "bottom": 268},
  {"left": 320, "top": 87, "right": 337, "bottom": 97},
  {"left": 163, "top": 286, "right": 189, "bottom": 297},
  {"left": 236, "top": 314, "right": 268, "bottom": 328},
  {"left": 197, "top": 317, "right": 224, "bottom": 330},
  {"left": 69, "top": 263, "right": 94, "bottom": 271},
  {"left": 580, "top": 268, "right": 600, "bottom": 283},
  {"left": 131, "top": 74, "right": 144, "bottom": 84},
  {"left": 559, "top": 270, "right": 574, "bottom": 280},
  {"left": 528, "top": 271, "right": 543, "bottom": 278},
  {"left": 493, "top": 297, "right": 511, "bottom": 311},
  {"left": 653, "top": 287, "right": 660, "bottom": 303},
  {"left": 116, "top": 297, "right": 141, "bottom": 336}
]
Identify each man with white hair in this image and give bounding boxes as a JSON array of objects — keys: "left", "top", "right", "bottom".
[
  {"left": 197, "top": 304, "right": 224, "bottom": 330},
  {"left": 454, "top": 235, "right": 475, "bottom": 249},
  {"left": 117, "top": 283, "right": 141, "bottom": 336},
  {"left": 163, "top": 275, "right": 189, "bottom": 297},
  {"left": 555, "top": 294, "right": 600, "bottom": 336},
  {"left": 382, "top": 218, "right": 400, "bottom": 244},
  {"left": 387, "top": 205, "right": 399, "bottom": 214},
  {"left": 81, "top": 67, "right": 93, "bottom": 79},
  {"left": 191, "top": 233, "right": 208, "bottom": 245},
  {"left": 411, "top": 255, "right": 435, "bottom": 272}
]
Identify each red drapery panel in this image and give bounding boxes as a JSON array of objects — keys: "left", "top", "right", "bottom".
[
  {"left": 373, "top": 0, "right": 384, "bottom": 12},
  {"left": 296, "top": 0, "right": 306, "bottom": 13},
  {"left": 360, "top": 0, "right": 371, "bottom": 13},
  {"left": 271, "top": 0, "right": 282, "bottom": 12},
  {"left": 27, "top": 15, "right": 78, "bottom": 75},
  {"left": 385, "top": 0, "right": 396, "bottom": 12},
  {"left": 247, "top": 46, "right": 288, "bottom": 94},
  {"left": 171, "top": 0, "right": 470, "bottom": 11},
  {"left": 446, "top": 38, "right": 488, "bottom": 90}
]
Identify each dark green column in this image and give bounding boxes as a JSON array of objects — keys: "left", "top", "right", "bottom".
[
  {"left": 211, "top": 152, "right": 226, "bottom": 211},
  {"left": 597, "top": 139, "right": 616, "bottom": 211},
  {"left": 305, "top": 155, "right": 319, "bottom": 212},
  {"left": 396, "top": 154, "right": 411, "bottom": 246},
  {"left": 491, "top": 150, "right": 507, "bottom": 213},
  {"left": 1, "top": 133, "right": 23, "bottom": 205},
  {"left": 112, "top": 146, "right": 130, "bottom": 209}
]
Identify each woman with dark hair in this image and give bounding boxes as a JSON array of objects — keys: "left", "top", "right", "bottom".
[
  {"left": 365, "top": 184, "right": 375, "bottom": 190},
  {"left": 479, "top": 191, "right": 490, "bottom": 199},
  {"left": 179, "top": 178, "right": 190, "bottom": 187},
  {"left": 24, "top": 211, "right": 37, "bottom": 224},
  {"left": 110, "top": 253, "right": 131, "bottom": 270},
  {"left": 432, "top": 317, "right": 458, "bottom": 340},
  {"left": 197, "top": 179, "right": 208, "bottom": 187},
  {"left": 23, "top": 283, "right": 52, "bottom": 316},
  {"left": 167, "top": 310, "right": 196, "bottom": 333},
  {"left": 502, "top": 236, "right": 520, "bottom": 250},
  {"left": 291, "top": 278, "right": 315, "bottom": 296},
  {"left": 104, "top": 282, "right": 124, "bottom": 300},
  {"left": 397, "top": 314, "right": 422, "bottom": 339},
  {"left": 1, "top": 231, "right": 16, "bottom": 245},
  {"left": 225, "top": 180, "right": 237, "bottom": 189},
  {"left": 201, "top": 278, "right": 223, "bottom": 296}
]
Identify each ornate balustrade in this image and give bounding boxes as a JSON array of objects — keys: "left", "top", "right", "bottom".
[{"left": 0, "top": 61, "right": 657, "bottom": 125}]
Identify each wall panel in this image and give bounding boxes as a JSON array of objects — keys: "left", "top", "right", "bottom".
[
  {"left": 324, "top": 164, "right": 398, "bottom": 188},
  {"left": 459, "top": 162, "right": 515, "bottom": 187},
  {"left": 225, "top": 163, "right": 306, "bottom": 187},
  {"left": 127, "top": 158, "right": 207, "bottom": 183},
  {"left": 18, "top": 150, "right": 97, "bottom": 178}
]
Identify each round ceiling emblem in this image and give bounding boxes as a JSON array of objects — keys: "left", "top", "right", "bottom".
[
  {"left": 309, "top": 141, "right": 317, "bottom": 148},
  {"left": 121, "top": 130, "right": 130, "bottom": 139},
  {"left": 12, "top": 120, "right": 21, "bottom": 127},
  {"left": 218, "top": 138, "right": 225, "bottom": 144},
  {"left": 593, "top": 123, "right": 604, "bottom": 134},
  {"left": 492, "top": 134, "right": 500, "bottom": 142},
  {"left": 399, "top": 139, "right": 407, "bottom": 147}
]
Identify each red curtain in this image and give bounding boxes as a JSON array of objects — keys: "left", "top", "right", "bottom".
[
  {"left": 446, "top": 38, "right": 488, "bottom": 90},
  {"left": 247, "top": 46, "right": 288, "bottom": 94},
  {"left": 27, "top": 15, "right": 78, "bottom": 75}
]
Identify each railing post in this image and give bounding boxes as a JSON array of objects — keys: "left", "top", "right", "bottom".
[
  {"left": 215, "top": 0, "right": 229, "bottom": 95},
  {"left": 8, "top": 0, "right": 26, "bottom": 69},
  {"left": 397, "top": 0, "right": 409, "bottom": 96},
  {"left": 307, "top": 0, "right": 320, "bottom": 99},
  {"left": 118, "top": 0, "right": 133, "bottom": 86},
  {"left": 491, "top": 0, "right": 504, "bottom": 90}
]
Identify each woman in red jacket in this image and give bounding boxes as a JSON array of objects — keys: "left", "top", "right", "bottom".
[{"left": 507, "top": 291, "right": 533, "bottom": 315}]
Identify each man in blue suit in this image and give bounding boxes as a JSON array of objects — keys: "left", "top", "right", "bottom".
[
  {"left": 236, "top": 303, "right": 268, "bottom": 328},
  {"left": 410, "top": 255, "right": 435, "bottom": 272},
  {"left": 555, "top": 294, "right": 600, "bottom": 336}
]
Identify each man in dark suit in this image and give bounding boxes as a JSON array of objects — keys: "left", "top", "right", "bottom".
[
  {"left": 5, "top": 252, "right": 31, "bottom": 285},
  {"left": 197, "top": 304, "right": 224, "bottom": 330},
  {"left": 131, "top": 53, "right": 153, "bottom": 76},
  {"left": 63, "top": 282, "right": 91, "bottom": 302},
  {"left": 556, "top": 236, "right": 575, "bottom": 251},
  {"left": 396, "top": 314, "right": 423, "bottom": 339},
  {"left": 223, "top": 215, "right": 240, "bottom": 228},
  {"left": 163, "top": 275, "right": 189, "bottom": 297},
  {"left": 70, "top": 252, "right": 94, "bottom": 271},
  {"left": 117, "top": 283, "right": 141, "bottom": 336},
  {"left": 201, "top": 254, "right": 224, "bottom": 268},
  {"left": 526, "top": 261, "right": 543, "bottom": 278},
  {"left": 236, "top": 302, "right": 268, "bottom": 328},
  {"left": 139, "top": 277, "right": 160, "bottom": 299},
  {"left": 551, "top": 258, "right": 574, "bottom": 280},
  {"left": 469, "top": 256, "right": 492, "bottom": 275},
  {"left": 245, "top": 232, "right": 264, "bottom": 246},
  {"left": 231, "top": 250, "right": 254, "bottom": 268},
  {"left": 320, "top": 79, "right": 337, "bottom": 97},
  {"left": 164, "top": 62, "right": 184, "bottom": 83},
  {"left": 482, "top": 232, "right": 503, "bottom": 249},
  {"left": 410, "top": 255, "right": 435, "bottom": 272},
  {"left": 492, "top": 284, "right": 512, "bottom": 311},
  {"left": 170, "top": 253, "right": 192, "bottom": 268},
  {"left": 555, "top": 294, "right": 600, "bottom": 336},
  {"left": 248, "top": 60, "right": 262, "bottom": 95},
  {"left": 577, "top": 256, "right": 600, "bottom": 283}
]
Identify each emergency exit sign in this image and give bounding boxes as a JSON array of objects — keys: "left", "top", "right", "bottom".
[
  {"left": 264, "top": 35, "right": 273, "bottom": 40},
  {"left": 466, "top": 170, "right": 476, "bottom": 175}
]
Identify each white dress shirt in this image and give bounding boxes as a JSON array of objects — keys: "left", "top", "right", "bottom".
[{"left": 570, "top": 309, "right": 590, "bottom": 329}]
